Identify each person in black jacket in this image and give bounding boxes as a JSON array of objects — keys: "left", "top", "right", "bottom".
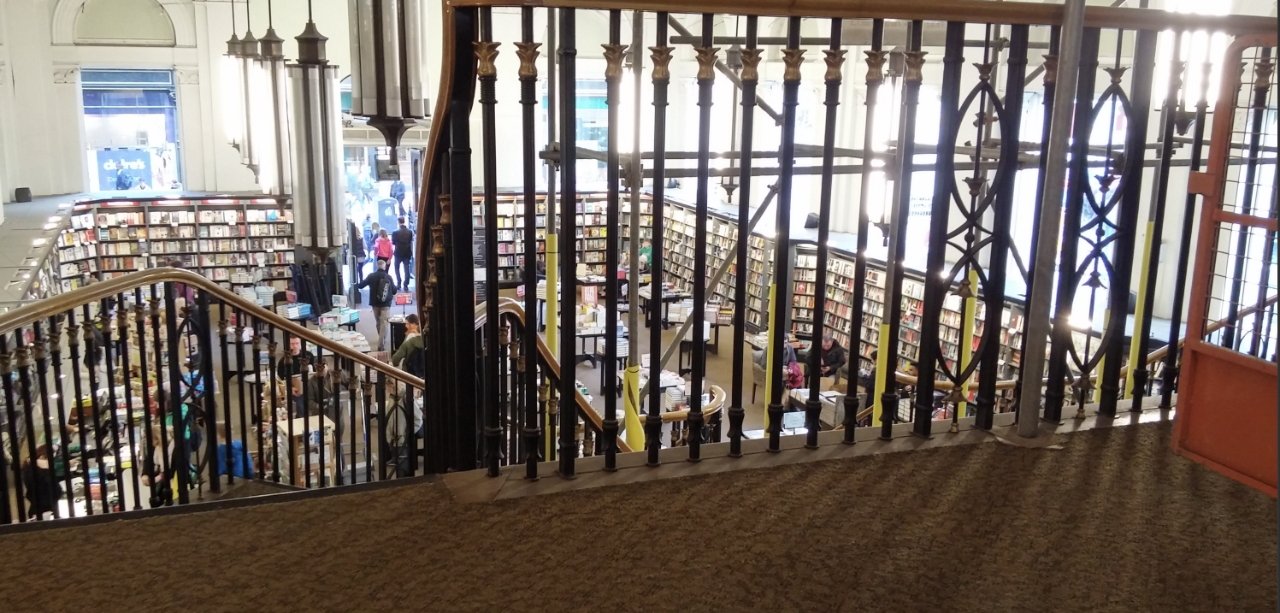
[
  {"left": 348, "top": 219, "right": 367, "bottom": 276},
  {"left": 22, "top": 445, "right": 62, "bottom": 518},
  {"left": 391, "top": 217, "right": 414, "bottom": 290},
  {"left": 355, "top": 260, "right": 397, "bottom": 352}
]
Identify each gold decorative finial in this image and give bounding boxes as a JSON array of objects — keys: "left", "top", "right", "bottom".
[
  {"left": 515, "top": 42, "right": 542, "bottom": 79},
  {"left": 739, "top": 48, "right": 763, "bottom": 83},
  {"left": 1254, "top": 59, "right": 1275, "bottom": 93},
  {"left": 649, "top": 46, "right": 674, "bottom": 82},
  {"left": 431, "top": 226, "right": 445, "bottom": 256},
  {"left": 864, "top": 50, "right": 888, "bottom": 85},
  {"left": 438, "top": 194, "right": 452, "bottom": 225},
  {"left": 974, "top": 62, "right": 994, "bottom": 82},
  {"left": 782, "top": 48, "right": 805, "bottom": 82},
  {"left": 1103, "top": 66, "right": 1128, "bottom": 85},
  {"left": 694, "top": 47, "right": 720, "bottom": 81},
  {"left": 602, "top": 44, "right": 629, "bottom": 81},
  {"left": 474, "top": 42, "right": 500, "bottom": 78},
  {"left": 1043, "top": 54, "right": 1058, "bottom": 86},
  {"left": 904, "top": 51, "right": 928, "bottom": 83},
  {"left": 823, "top": 49, "right": 848, "bottom": 82}
]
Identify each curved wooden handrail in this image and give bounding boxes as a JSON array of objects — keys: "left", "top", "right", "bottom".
[
  {"left": 445, "top": 0, "right": 1273, "bottom": 35},
  {"left": 0, "top": 268, "right": 425, "bottom": 389},
  {"left": 479, "top": 298, "right": 633, "bottom": 453}
]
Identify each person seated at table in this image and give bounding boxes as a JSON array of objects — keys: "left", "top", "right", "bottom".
[
  {"left": 809, "top": 334, "right": 847, "bottom": 381},
  {"left": 391, "top": 314, "right": 426, "bottom": 378},
  {"left": 276, "top": 336, "right": 315, "bottom": 416},
  {"left": 753, "top": 342, "right": 803, "bottom": 389}
]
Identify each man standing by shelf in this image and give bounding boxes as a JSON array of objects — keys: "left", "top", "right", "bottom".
[
  {"left": 355, "top": 259, "right": 397, "bottom": 352},
  {"left": 391, "top": 216, "right": 414, "bottom": 291}
]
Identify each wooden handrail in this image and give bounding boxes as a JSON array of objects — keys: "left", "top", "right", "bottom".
[
  {"left": 445, "top": 0, "right": 1273, "bottom": 35},
  {"left": 479, "top": 298, "right": 633, "bottom": 453},
  {"left": 0, "top": 268, "right": 424, "bottom": 389}
]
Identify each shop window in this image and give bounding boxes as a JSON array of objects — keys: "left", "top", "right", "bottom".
[{"left": 81, "top": 69, "right": 182, "bottom": 192}]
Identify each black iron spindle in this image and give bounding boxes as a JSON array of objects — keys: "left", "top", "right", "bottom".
[
  {"left": 913, "top": 21, "right": 964, "bottom": 439},
  {"left": 476, "top": 6, "right": 503, "bottom": 478},
  {"left": 879, "top": 20, "right": 925, "bottom": 440},
  {"left": 131, "top": 289, "right": 157, "bottom": 506},
  {"left": 728, "top": 16, "right": 761, "bottom": 457},
  {"left": 105, "top": 303, "right": 140, "bottom": 511},
  {"left": 688, "top": 13, "right": 716, "bottom": 461},
  {"left": 0, "top": 334, "right": 26, "bottom": 522},
  {"left": 162, "top": 284, "right": 188, "bottom": 505},
  {"left": 804, "top": 18, "right": 844, "bottom": 449},
  {"left": 362, "top": 365, "right": 373, "bottom": 483},
  {"left": 1131, "top": 34, "right": 1186, "bottom": 410},
  {"left": 228, "top": 308, "right": 244, "bottom": 484},
  {"left": 976, "top": 24, "right": 1028, "bottom": 429},
  {"left": 299, "top": 337, "right": 312, "bottom": 488},
  {"left": 1098, "top": 28, "right": 1156, "bottom": 415},
  {"left": 267, "top": 327, "right": 281, "bottom": 482},
  {"left": 602, "top": 9, "right": 624, "bottom": 470},
  {"left": 516, "top": 5, "right": 541, "bottom": 480},
  {"left": 27, "top": 323, "right": 60, "bottom": 519},
  {"left": 48, "top": 316, "right": 75, "bottom": 517},
  {"left": 375, "top": 368, "right": 387, "bottom": 481},
  {"left": 646, "top": 12, "right": 670, "bottom": 467},
  {"left": 767, "top": 16, "right": 803, "bottom": 453},
  {"left": 843, "top": 18, "right": 885, "bottom": 442},
  {"left": 196, "top": 291, "right": 220, "bottom": 494},
  {"left": 148, "top": 289, "right": 172, "bottom": 506},
  {"left": 98, "top": 300, "right": 124, "bottom": 508},
  {"left": 81, "top": 303, "right": 108, "bottom": 514},
  {"left": 557, "top": 6, "right": 578, "bottom": 478}
]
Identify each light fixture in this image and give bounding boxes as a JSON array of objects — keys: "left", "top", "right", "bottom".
[
  {"left": 347, "top": 0, "right": 427, "bottom": 171},
  {"left": 238, "top": 0, "right": 261, "bottom": 173},
  {"left": 250, "top": 0, "right": 292, "bottom": 195},
  {"left": 290, "top": 0, "right": 345, "bottom": 252},
  {"left": 221, "top": 0, "right": 245, "bottom": 150}
]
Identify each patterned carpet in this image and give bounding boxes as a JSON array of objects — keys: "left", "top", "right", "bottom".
[{"left": 1, "top": 422, "right": 1274, "bottom": 612}]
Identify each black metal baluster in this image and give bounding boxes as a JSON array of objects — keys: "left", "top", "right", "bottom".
[
  {"left": 1099, "top": 28, "right": 1156, "bottom": 415},
  {"left": 645, "top": 13, "right": 670, "bottom": 467},
  {"left": 767, "top": 17, "right": 803, "bottom": 453},
  {"left": 1222, "top": 51, "right": 1275, "bottom": 351},
  {"left": 977, "top": 25, "right": 1028, "bottom": 429},
  {"left": 687, "top": 13, "right": 717, "bottom": 461},
  {"left": 81, "top": 303, "right": 108, "bottom": 514},
  {"left": 313, "top": 346, "right": 327, "bottom": 486},
  {"left": 267, "top": 327, "right": 281, "bottom": 482},
  {"left": 602, "top": 9, "right": 625, "bottom": 470},
  {"left": 913, "top": 21, "right": 963, "bottom": 439},
  {"left": 28, "top": 322, "right": 61, "bottom": 519},
  {"left": 557, "top": 5, "right": 578, "bottom": 478},
  {"left": 1044, "top": 28, "right": 1100, "bottom": 423},
  {"left": 99, "top": 300, "right": 124, "bottom": 508},
  {"left": 1131, "top": 35, "right": 1185, "bottom": 410},
  {"left": 516, "top": 5, "right": 542, "bottom": 480},
  {"left": 729, "top": 16, "right": 761, "bottom": 457},
  {"left": 66, "top": 310, "right": 94, "bottom": 516},
  {"left": 879, "top": 21, "right": 925, "bottom": 440},
  {"left": 131, "top": 289, "right": 157, "bottom": 506},
  {"left": 375, "top": 368, "right": 386, "bottom": 481},
  {"left": 148, "top": 288, "right": 172, "bottom": 506},
  {"left": 804, "top": 18, "right": 845, "bottom": 449},
  {"left": 0, "top": 334, "right": 26, "bottom": 522},
  {"left": 331, "top": 352, "right": 344, "bottom": 486},
  {"left": 346, "top": 357, "right": 358, "bottom": 483},
  {"left": 162, "top": 284, "right": 188, "bottom": 505},
  {"left": 105, "top": 301, "right": 140, "bottom": 511},
  {"left": 48, "top": 316, "right": 75, "bottom": 517},
  {"left": 299, "top": 337, "right": 312, "bottom": 488},
  {"left": 476, "top": 6, "right": 502, "bottom": 478},
  {"left": 362, "top": 365, "right": 373, "bottom": 483},
  {"left": 196, "top": 291, "right": 220, "bottom": 494},
  {"left": 218, "top": 308, "right": 233, "bottom": 484},
  {"left": 38, "top": 319, "right": 74, "bottom": 517},
  {"left": 253, "top": 322, "right": 266, "bottom": 480},
  {"left": 843, "top": 19, "right": 885, "bottom": 442},
  {"left": 403, "top": 375, "right": 417, "bottom": 477}
]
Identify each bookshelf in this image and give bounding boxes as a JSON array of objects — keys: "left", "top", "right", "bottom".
[{"left": 55, "top": 196, "right": 295, "bottom": 292}]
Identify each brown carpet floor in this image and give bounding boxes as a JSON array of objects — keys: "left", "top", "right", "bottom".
[{"left": 1, "top": 422, "right": 1274, "bottom": 612}]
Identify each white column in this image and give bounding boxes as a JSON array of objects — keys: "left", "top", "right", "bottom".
[
  {"left": 50, "top": 63, "right": 88, "bottom": 194},
  {"left": 175, "top": 66, "right": 207, "bottom": 190}
]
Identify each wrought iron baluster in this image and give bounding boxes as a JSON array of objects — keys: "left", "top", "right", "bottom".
[
  {"left": 878, "top": 20, "right": 925, "bottom": 440},
  {"left": 805, "top": 18, "right": 845, "bottom": 449},
  {"left": 196, "top": 291, "right": 220, "bottom": 494},
  {"left": 253, "top": 322, "right": 266, "bottom": 481},
  {"left": 729, "top": 16, "right": 761, "bottom": 457},
  {"left": 913, "top": 21, "right": 964, "bottom": 439},
  {"left": 107, "top": 300, "right": 140, "bottom": 510},
  {"left": 375, "top": 367, "right": 387, "bottom": 481},
  {"left": 0, "top": 335, "right": 26, "bottom": 521},
  {"left": 47, "top": 316, "right": 75, "bottom": 517},
  {"left": 131, "top": 289, "right": 157, "bottom": 507},
  {"left": 266, "top": 326, "right": 281, "bottom": 482},
  {"left": 162, "top": 284, "right": 188, "bottom": 505},
  {"left": 299, "top": 337, "right": 312, "bottom": 487},
  {"left": 646, "top": 12, "right": 670, "bottom": 467},
  {"left": 843, "top": 18, "right": 885, "bottom": 442},
  {"left": 768, "top": 16, "right": 804, "bottom": 453},
  {"left": 476, "top": 5, "right": 503, "bottom": 478},
  {"left": 1130, "top": 34, "right": 1186, "bottom": 411},
  {"left": 98, "top": 298, "right": 124, "bottom": 506},
  {"left": 557, "top": 6, "right": 579, "bottom": 478},
  {"left": 148, "top": 288, "right": 172, "bottom": 505},
  {"left": 81, "top": 303, "right": 108, "bottom": 514},
  {"left": 29, "top": 321, "right": 62, "bottom": 519},
  {"left": 516, "top": 5, "right": 542, "bottom": 480},
  {"left": 688, "top": 13, "right": 717, "bottom": 461},
  {"left": 603, "top": 9, "right": 625, "bottom": 470},
  {"left": 361, "top": 365, "right": 373, "bottom": 483},
  {"left": 229, "top": 307, "right": 245, "bottom": 484}
]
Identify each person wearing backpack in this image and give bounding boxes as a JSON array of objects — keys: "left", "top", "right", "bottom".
[
  {"left": 391, "top": 314, "right": 426, "bottom": 378},
  {"left": 355, "top": 259, "right": 397, "bottom": 352}
]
